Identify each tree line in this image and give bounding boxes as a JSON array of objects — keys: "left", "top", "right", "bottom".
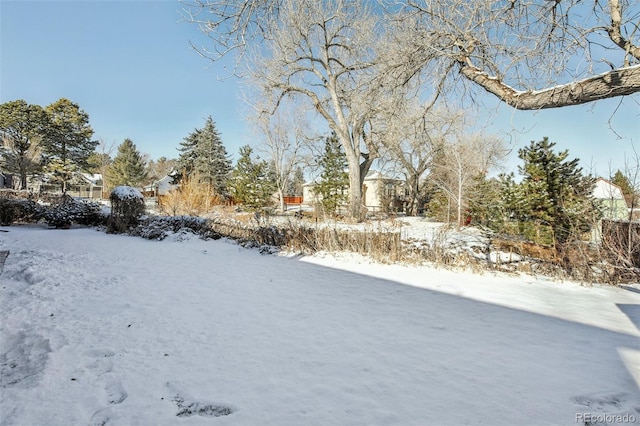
[
  {"left": 182, "top": 0, "right": 639, "bottom": 222},
  {"left": 2, "top": 97, "right": 639, "bottom": 255}
]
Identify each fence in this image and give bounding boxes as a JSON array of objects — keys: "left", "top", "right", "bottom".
[{"left": 283, "top": 196, "right": 303, "bottom": 205}]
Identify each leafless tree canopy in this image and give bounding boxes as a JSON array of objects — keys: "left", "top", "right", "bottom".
[
  {"left": 250, "top": 100, "right": 309, "bottom": 212},
  {"left": 204, "top": 0, "right": 391, "bottom": 220},
  {"left": 184, "top": 0, "right": 639, "bottom": 110},
  {"left": 386, "top": 0, "right": 640, "bottom": 109}
]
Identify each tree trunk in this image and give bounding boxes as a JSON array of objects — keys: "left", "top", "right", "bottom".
[
  {"left": 347, "top": 160, "right": 363, "bottom": 221},
  {"left": 20, "top": 172, "right": 27, "bottom": 191},
  {"left": 406, "top": 173, "right": 421, "bottom": 216},
  {"left": 457, "top": 178, "right": 463, "bottom": 230},
  {"left": 277, "top": 188, "right": 285, "bottom": 212}
]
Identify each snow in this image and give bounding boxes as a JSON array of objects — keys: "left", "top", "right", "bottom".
[
  {"left": 1, "top": 225, "right": 639, "bottom": 425},
  {"left": 110, "top": 186, "right": 143, "bottom": 200}
]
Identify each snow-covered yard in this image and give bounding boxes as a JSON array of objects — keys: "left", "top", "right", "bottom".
[{"left": 1, "top": 225, "right": 639, "bottom": 425}]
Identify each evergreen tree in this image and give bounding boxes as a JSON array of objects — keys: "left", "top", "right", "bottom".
[
  {"left": 44, "top": 98, "right": 97, "bottom": 193},
  {"left": 174, "top": 128, "right": 200, "bottom": 182},
  {"left": 229, "top": 145, "right": 276, "bottom": 210},
  {"left": 517, "top": 137, "right": 600, "bottom": 246},
  {"left": 0, "top": 100, "right": 49, "bottom": 189},
  {"left": 611, "top": 169, "right": 635, "bottom": 208},
  {"left": 315, "top": 133, "right": 349, "bottom": 216},
  {"left": 107, "top": 139, "right": 148, "bottom": 188},
  {"left": 192, "top": 117, "right": 232, "bottom": 197},
  {"left": 173, "top": 117, "right": 231, "bottom": 199},
  {"left": 467, "top": 173, "right": 504, "bottom": 229},
  {"left": 86, "top": 152, "right": 112, "bottom": 175}
]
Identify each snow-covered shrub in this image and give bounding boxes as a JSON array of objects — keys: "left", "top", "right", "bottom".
[
  {"left": 132, "top": 215, "right": 217, "bottom": 240},
  {"left": 44, "top": 196, "right": 105, "bottom": 228},
  {"left": 0, "top": 198, "right": 18, "bottom": 225},
  {"left": 0, "top": 198, "right": 45, "bottom": 225},
  {"left": 108, "top": 186, "right": 145, "bottom": 233}
]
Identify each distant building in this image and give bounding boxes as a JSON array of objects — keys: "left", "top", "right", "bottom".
[
  {"left": 142, "top": 174, "right": 179, "bottom": 198},
  {"left": 592, "top": 178, "right": 629, "bottom": 242},
  {"left": 593, "top": 178, "right": 628, "bottom": 220},
  {"left": 27, "top": 172, "right": 103, "bottom": 198},
  {"left": 303, "top": 170, "right": 405, "bottom": 214}
]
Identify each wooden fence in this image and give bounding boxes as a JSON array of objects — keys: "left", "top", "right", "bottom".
[{"left": 283, "top": 196, "right": 303, "bottom": 205}]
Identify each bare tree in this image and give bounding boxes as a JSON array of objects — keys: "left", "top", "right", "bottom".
[
  {"left": 91, "top": 138, "right": 116, "bottom": 194},
  {"left": 381, "top": 105, "right": 464, "bottom": 215},
  {"left": 386, "top": 0, "right": 640, "bottom": 109},
  {"left": 185, "top": 0, "right": 400, "bottom": 220},
  {"left": 250, "top": 100, "right": 309, "bottom": 212},
  {"left": 250, "top": 1, "right": 393, "bottom": 220},
  {"left": 431, "top": 132, "right": 506, "bottom": 229}
]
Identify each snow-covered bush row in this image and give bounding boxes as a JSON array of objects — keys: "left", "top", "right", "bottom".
[
  {"left": 132, "top": 215, "right": 216, "bottom": 241},
  {"left": 0, "top": 194, "right": 105, "bottom": 228},
  {"left": 43, "top": 196, "right": 105, "bottom": 228},
  {"left": 0, "top": 198, "right": 44, "bottom": 225}
]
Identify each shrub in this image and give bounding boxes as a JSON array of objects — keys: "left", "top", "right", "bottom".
[
  {"left": 0, "top": 198, "right": 45, "bottom": 225},
  {"left": 159, "top": 173, "right": 222, "bottom": 216},
  {"left": 0, "top": 198, "right": 16, "bottom": 225},
  {"left": 108, "top": 186, "right": 145, "bottom": 233},
  {"left": 44, "top": 196, "right": 105, "bottom": 228},
  {"left": 132, "top": 215, "right": 214, "bottom": 240}
]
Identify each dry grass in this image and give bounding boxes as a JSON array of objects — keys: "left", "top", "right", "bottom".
[
  {"left": 160, "top": 174, "right": 222, "bottom": 217},
  {"left": 137, "top": 209, "right": 639, "bottom": 285}
]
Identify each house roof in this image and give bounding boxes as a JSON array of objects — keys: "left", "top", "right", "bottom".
[
  {"left": 142, "top": 174, "right": 179, "bottom": 195},
  {"left": 303, "top": 170, "right": 402, "bottom": 186},
  {"left": 363, "top": 170, "right": 401, "bottom": 181},
  {"left": 80, "top": 173, "right": 102, "bottom": 186},
  {"left": 593, "top": 178, "right": 625, "bottom": 200}
]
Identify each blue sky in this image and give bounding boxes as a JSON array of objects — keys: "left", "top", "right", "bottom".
[{"left": 1, "top": 0, "right": 638, "bottom": 178}]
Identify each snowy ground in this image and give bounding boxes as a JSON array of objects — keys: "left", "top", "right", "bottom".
[{"left": 1, "top": 225, "right": 639, "bottom": 426}]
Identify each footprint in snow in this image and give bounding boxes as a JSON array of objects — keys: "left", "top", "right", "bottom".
[
  {"left": 0, "top": 331, "right": 51, "bottom": 388},
  {"left": 105, "top": 379, "right": 128, "bottom": 405},
  {"left": 83, "top": 349, "right": 115, "bottom": 376},
  {"left": 89, "top": 407, "right": 121, "bottom": 426},
  {"left": 165, "top": 381, "right": 234, "bottom": 418}
]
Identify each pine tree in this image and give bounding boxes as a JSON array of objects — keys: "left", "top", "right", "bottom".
[
  {"left": 43, "top": 98, "right": 97, "bottom": 193},
  {"left": 611, "top": 169, "right": 635, "bottom": 208},
  {"left": 0, "top": 100, "right": 49, "bottom": 189},
  {"left": 229, "top": 145, "right": 276, "bottom": 210},
  {"left": 173, "top": 117, "right": 231, "bottom": 199},
  {"left": 173, "top": 129, "right": 200, "bottom": 183},
  {"left": 107, "top": 139, "right": 148, "bottom": 188},
  {"left": 467, "top": 173, "right": 504, "bottom": 229},
  {"left": 517, "top": 137, "right": 600, "bottom": 246},
  {"left": 192, "top": 117, "right": 232, "bottom": 197},
  {"left": 315, "top": 133, "right": 349, "bottom": 216}
]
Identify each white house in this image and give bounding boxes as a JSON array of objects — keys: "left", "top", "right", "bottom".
[
  {"left": 142, "top": 174, "right": 179, "bottom": 197},
  {"left": 28, "top": 172, "right": 103, "bottom": 198},
  {"left": 593, "top": 178, "right": 628, "bottom": 220},
  {"left": 592, "top": 178, "right": 629, "bottom": 242}
]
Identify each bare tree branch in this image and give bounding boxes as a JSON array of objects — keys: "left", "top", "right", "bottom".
[{"left": 459, "top": 62, "right": 640, "bottom": 109}]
